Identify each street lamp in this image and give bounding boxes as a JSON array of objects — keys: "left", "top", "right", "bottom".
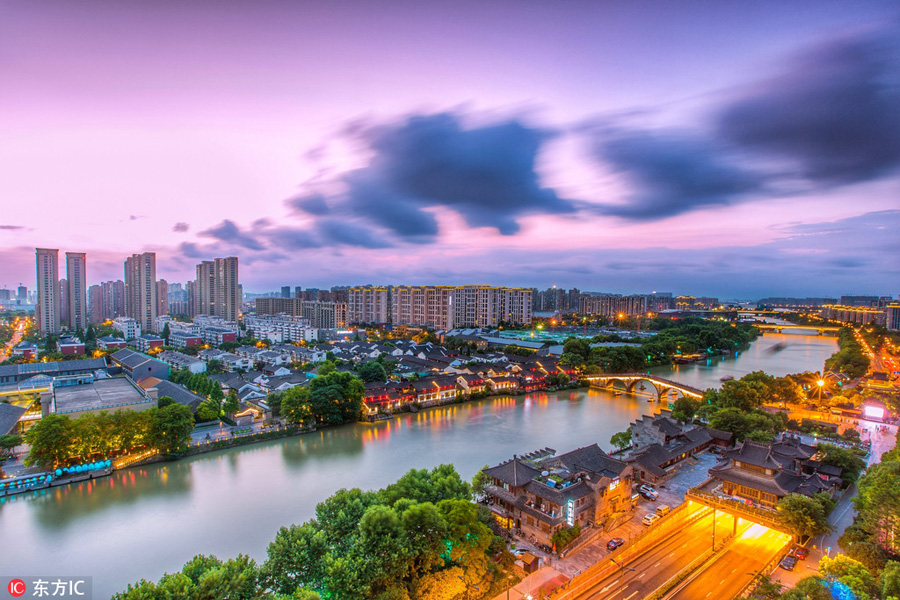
[{"left": 817, "top": 378, "right": 825, "bottom": 403}]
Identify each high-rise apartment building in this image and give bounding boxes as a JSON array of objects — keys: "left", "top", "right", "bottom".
[
  {"left": 213, "top": 257, "right": 240, "bottom": 323},
  {"left": 17, "top": 286, "right": 27, "bottom": 300},
  {"left": 66, "top": 252, "right": 87, "bottom": 331},
  {"left": 157, "top": 279, "right": 168, "bottom": 317},
  {"left": 347, "top": 286, "right": 390, "bottom": 324},
  {"left": 124, "top": 252, "right": 158, "bottom": 333},
  {"left": 190, "top": 257, "right": 240, "bottom": 322},
  {"left": 35, "top": 248, "right": 60, "bottom": 336},
  {"left": 281, "top": 286, "right": 291, "bottom": 298},
  {"left": 192, "top": 260, "right": 215, "bottom": 317},
  {"left": 58, "top": 278, "right": 69, "bottom": 325}
]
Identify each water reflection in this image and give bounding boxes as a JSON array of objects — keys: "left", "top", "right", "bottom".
[{"left": 29, "top": 464, "right": 193, "bottom": 529}]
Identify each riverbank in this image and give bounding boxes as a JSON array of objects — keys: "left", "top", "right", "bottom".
[{"left": 0, "top": 333, "right": 840, "bottom": 600}]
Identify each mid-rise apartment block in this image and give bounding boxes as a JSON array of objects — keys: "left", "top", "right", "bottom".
[
  {"left": 820, "top": 305, "right": 887, "bottom": 327},
  {"left": 244, "top": 314, "right": 318, "bottom": 343},
  {"left": 348, "top": 286, "right": 390, "bottom": 325},
  {"left": 302, "top": 301, "right": 347, "bottom": 329},
  {"left": 390, "top": 285, "right": 532, "bottom": 330},
  {"left": 113, "top": 317, "right": 142, "bottom": 340}
]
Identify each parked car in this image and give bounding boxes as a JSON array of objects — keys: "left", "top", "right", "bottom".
[
  {"left": 639, "top": 485, "right": 659, "bottom": 500},
  {"left": 655, "top": 505, "right": 671, "bottom": 517},
  {"left": 779, "top": 555, "right": 797, "bottom": 571},
  {"left": 788, "top": 546, "right": 808, "bottom": 560},
  {"left": 642, "top": 513, "right": 661, "bottom": 526},
  {"left": 607, "top": 537, "right": 625, "bottom": 551}
]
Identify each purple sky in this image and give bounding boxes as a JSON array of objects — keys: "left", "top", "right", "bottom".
[{"left": 1, "top": 1, "right": 898, "bottom": 298}]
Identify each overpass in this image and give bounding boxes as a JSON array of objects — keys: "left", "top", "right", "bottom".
[
  {"left": 754, "top": 323, "right": 840, "bottom": 335},
  {"left": 584, "top": 373, "right": 705, "bottom": 400}
]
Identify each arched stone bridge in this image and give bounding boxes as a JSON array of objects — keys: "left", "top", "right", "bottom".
[{"left": 584, "top": 373, "right": 705, "bottom": 401}]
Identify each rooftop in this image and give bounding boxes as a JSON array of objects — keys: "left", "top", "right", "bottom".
[{"left": 53, "top": 377, "right": 152, "bottom": 415}]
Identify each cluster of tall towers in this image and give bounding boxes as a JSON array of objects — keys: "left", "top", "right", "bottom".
[
  {"left": 35, "top": 248, "right": 87, "bottom": 336},
  {"left": 34, "top": 249, "right": 240, "bottom": 337}
]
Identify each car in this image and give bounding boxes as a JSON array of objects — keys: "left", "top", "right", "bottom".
[
  {"left": 655, "top": 505, "right": 671, "bottom": 517},
  {"left": 788, "top": 546, "right": 808, "bottom": 560},
  {"left": 642, "top": 513, "right": 661, "bottom": 526},
  {"left": 607, "top": 537, "right": 625, "bottom": 551},
  {"left": 779, "top": 555, "right": 797, "bottom": 571},
  {"left": 638, "top": 485, "right": 659, "bottom": 500}
]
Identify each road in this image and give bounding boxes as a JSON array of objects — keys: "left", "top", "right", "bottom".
[
  {"left": 580, "top": 510, "right": 745, "bottom": 600},
  {"left": 667, "top": 525, "right": 790, "bottom": 600},
  {"left": 0, "top": 318, "right": 27, "bottom": 360}
]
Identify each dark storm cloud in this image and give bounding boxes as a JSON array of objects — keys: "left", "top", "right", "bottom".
[
  {"left": 719, "top": 29, "right": 900, "bottom": 183},
  {"left": 172, "top": 222, "right": 190, "bottom": 232},
  {"left": 590, "top": 130, "right": 765, "bottom": 220},
  {"left": 287, "top": 193, "right": 331, "bottom": 216},
  {"left": 199, "top": 219, "right": 265, "bottom": 251},
  {"left": 360, "top": 113, "right": 573, "bottom": 235},
  {"left": 266, "top": 227, "right": 323, "bottom": 250},
  {"left": 0, "top": 225, "right": 25, "bottom": 230},
  {"left": 279, "top": 112, "right": 573, "bottom": 243},
  {"left": 317, "top": 220, "right": 393, "bottom": 249},
  {"left": 342, "top": 174, "right": 438, "bottom": 242}
]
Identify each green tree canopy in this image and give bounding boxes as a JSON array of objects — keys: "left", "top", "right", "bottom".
[
  {"left": 148, "top": 403, "right": 194, "bottom": 454},
  {"left": 776, "top": 493, "right": 833, "bottom": 539}
]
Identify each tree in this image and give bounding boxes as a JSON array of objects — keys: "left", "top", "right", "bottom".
[
  {"left": 161, "top": 323, "right": 171, "bottom": 344},
  {"left": 317, "top": 361, "right": 338, "bottom": 377},
  {"left": 281, "top": 387, "right": 314, "bottom": 427},
  {"left": 854, "top": 459, "right": 900, "bottom": 555},
  {"left": 308, "top": 371, "right": 364, "bottom": 425},
  {"left": 224, "top": 390, "right": 241, "bottom": 415},
  {"left": 777, "top": 493, "right": 833, "bottom": 539},
  {"left": 264, "top": 523, "right": 330, "bottom": 595},
  {"left": 147, "top": 404, "right": 194, "bottom": 454},
  {"left": 881, "top": 560, "right": 900, "bottom": 600},
  {"left": 207, "top": 359, "right": 226, "bottom": 375},
  {"left": 357, "top": 361, "right": 388, "bottom": 383},
  {"left": 383, "top": 464, "right": 470, "bottom": 506},
  {"left": 781, "top": 576, "right": 831, "bottom": 600},
  {"left": 820, "top": 554, "right": 878, "bottom": 599},
  {"left": 24, "top": 413, "right": 75, "bottom": 468},
  {"left": 470, "top": 464, "right": 491, "bottom": 501},
  {"left": 0, "top": 433, "right": 23, "bottom": 456},
  {"left": 196, "top": 400, "right": 220, "bottom": 422},
  {"left": 157, "top": 395, "right": 175, "bottom": 409},
  {"left": 817, "top": 443, "right": 866, "bottom": 487},
  {"left": 610, "top": 429, "right": 633, "bottom": 452},
  {"left": 671, "top": 397, "right": 699, "bottom": 423}
]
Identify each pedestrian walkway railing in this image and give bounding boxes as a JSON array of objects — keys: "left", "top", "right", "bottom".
[
  {"left": 113, "top": 450, "right": 158, "bottom": 469},
  {"left": 685, "top": 488, "right": 785, "bottom": 531},
  {"left": 548, "top": 502, "right": 712, "bottom": 600}
]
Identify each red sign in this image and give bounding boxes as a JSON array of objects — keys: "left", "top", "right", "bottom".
[{"left": 8, "top": 579, "right": 26, "bottom": 597}]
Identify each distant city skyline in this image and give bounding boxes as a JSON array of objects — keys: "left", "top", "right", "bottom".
[{"left": 1, "top": 1, "right": 898, "bottom": 296}]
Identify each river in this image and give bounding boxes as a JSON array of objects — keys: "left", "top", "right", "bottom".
[{"left": 0, "top": 332, "right": 836, "bottom": 598}]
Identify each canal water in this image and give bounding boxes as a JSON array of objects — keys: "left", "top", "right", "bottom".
[{"left": 0, "top": 333, "right": 836, "bottom": 598}]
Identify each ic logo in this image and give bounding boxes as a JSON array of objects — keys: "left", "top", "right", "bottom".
[{"left": 7, "top": 579, "right": 26, "bottom": 597}]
